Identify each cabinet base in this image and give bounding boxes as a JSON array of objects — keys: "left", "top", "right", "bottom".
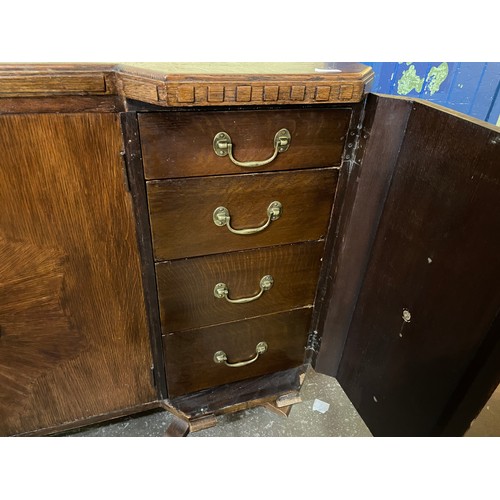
[
  {"left": 164, "top": 392, "right": 303, "bottom": 437},
  {"left": 16, "top": 365, "right": 307, "bottom": 436},
  {"left": 161, "top": 365, "right": 307, "bottom": 436}
]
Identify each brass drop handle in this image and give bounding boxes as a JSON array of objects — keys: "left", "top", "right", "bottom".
[
  {"left": 213, "top": 201, "right": 282, "bottom": 235},
  {"left": 213, "top": 129, "right": 291, "bottom": 168},
  {"left": 214, "top": 275, "right": 273, "bottom": 304},
  {"left": 213, "top": 342, "right": 268, "bottom": 367}
]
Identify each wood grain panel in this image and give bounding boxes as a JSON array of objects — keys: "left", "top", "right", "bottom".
[
  {"left": 138, "top": 108, "right": 351, "bottom": 179},
  {"left": 0, "top": 238, "right": 84, "bottom": 414},
  {"left": 164, "top": 309, "right": 312, "bottom": 397},
  {"left": 147, "top": 168, "right": 338, "bottom": 260},
  {"left": 0, "top": 74, "right": 106, "bottom": 94},
  {"left": 0, "top": 96, "right": 121, "bottom": 114},
  {"left": 156, "top": 242, "right": 324, "bottom": 332},
  {"left": 0, "top": 113, "right": 156, "bottom": 435},
  {"left": 336, "top": 100, "right": 500, "bottom": 436}
]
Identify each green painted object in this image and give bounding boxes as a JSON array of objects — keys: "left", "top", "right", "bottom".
[
  {"left": 397, "top": 64, "right": 424, "bottom": 95},
  {"left": 426, "top": 63, "right": 449, "bottom": 96}
]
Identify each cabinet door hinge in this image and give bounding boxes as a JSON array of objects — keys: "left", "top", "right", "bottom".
[
  {"left": 341, "top": 98, "right": 370, "bottom": 174},
  {"left": 306, "top": 330, "right": 322, "bottom": 354},
  {"left": 120, "top": 149, "right": 131, "bottom": 192},
  {"left": 304, "top": 330, "right": 322, "bottom": 365}
]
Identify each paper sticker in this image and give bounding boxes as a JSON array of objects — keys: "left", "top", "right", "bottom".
[
  {"left": 315, "top": 68, "right": 341, "bottom": 73},
  {"left": 312, "top": 399, "right": 330, "bottom": 414}
]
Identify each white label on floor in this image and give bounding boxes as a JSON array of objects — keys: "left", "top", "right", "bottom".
[{"left": 312, "top": 399, "right": 330, "bottom": 414}]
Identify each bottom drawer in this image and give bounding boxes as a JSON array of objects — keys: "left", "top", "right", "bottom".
[{"left": 164, "top": 308, "right": 312, "bottom": 398}]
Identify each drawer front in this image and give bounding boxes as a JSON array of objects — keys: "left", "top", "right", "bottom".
[
  {"left": 147, "top": 168, "right": 338, "bottom": 261},
  {"left": 164, "top": 308, "right": 312, "bottom": 397},
  {"left": 156, "top": 241, "right": 324, "bottom": 332},
  {"left": 138, "top": 108, "right": 351, "bottom": 179}
]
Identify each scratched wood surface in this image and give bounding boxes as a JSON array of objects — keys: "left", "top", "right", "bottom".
[
  {"left": 166, "top": 365, "right": 306, "bottom": 418},
  {"left": 0, "top": 113, "right": 156, "bottom": 435}
]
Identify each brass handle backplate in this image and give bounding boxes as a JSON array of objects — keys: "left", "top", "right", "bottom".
[
  {"left": 213, "top": 341, "right": 268, "bottom": 367},
  {"left": 213, "top": 129, "right": 291, "bottom": 168},
  {"left": 214, "top": 275, "right": 273, "bottom": 304},
  {"left": 213, "top": 201, "right": 282, "bottom": 235}
]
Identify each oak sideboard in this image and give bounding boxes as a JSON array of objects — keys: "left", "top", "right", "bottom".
[{"left": 1, "top": 63, "right": 499, "bottom": 436}]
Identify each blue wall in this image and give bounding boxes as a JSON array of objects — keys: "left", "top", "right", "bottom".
[{"left": 362, "top": 62, "right": 500, "bottom": 126}]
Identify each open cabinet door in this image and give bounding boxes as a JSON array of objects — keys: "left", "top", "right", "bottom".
[{"left": 316, "top": 94, "right": 500, "bottom": 436}]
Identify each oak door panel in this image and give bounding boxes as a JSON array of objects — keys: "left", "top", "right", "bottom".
[{"left": 0, "top": 113, "right": 156, "bottom": 435}]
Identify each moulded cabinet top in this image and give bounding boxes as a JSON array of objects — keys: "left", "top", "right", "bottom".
[
  {"left": 0, "top": 62, "right": 374, "bottom": 108},
  {"left": 116, "top": 61, "right": 372, "bottom": 78}
]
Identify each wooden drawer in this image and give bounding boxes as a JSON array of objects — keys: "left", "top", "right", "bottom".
[
  {"left": 147, "top": 168, "right": 337, "bottom": 261},
  {"left": 138, "top": 108, "right": 351, "bottom": 179},
  {"left": 156, "top": 241, "right": 324, "bottom": 332},
  {"left": 164, "top": 308, "right": 312, "bottom": 397}
]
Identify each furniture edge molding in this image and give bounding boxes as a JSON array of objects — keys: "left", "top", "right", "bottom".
[
  {"left": 0, "top": 63, "right": 374, "bottom": 107},
  {"left": 161, "top": 79, "right": 369, "bottom": 107}
]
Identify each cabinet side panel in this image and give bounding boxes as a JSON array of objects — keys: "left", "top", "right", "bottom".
[
  {"left": 315, "top": 95, "right": 413, "bottom": 374},
  {"left": 337, "top": 101, "right": 500, "bottom": 436},
  {"left": 0, "top": 113, "right": 156, "bottom": 435}
]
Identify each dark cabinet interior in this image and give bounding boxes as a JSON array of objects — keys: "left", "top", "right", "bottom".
[{"left": 316, "top": 95, "right": 500, "bottom": 436}]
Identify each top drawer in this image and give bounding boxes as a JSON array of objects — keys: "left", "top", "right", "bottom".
[{"left": 138, "top": 108, "right": 351, "bottom": 180}]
